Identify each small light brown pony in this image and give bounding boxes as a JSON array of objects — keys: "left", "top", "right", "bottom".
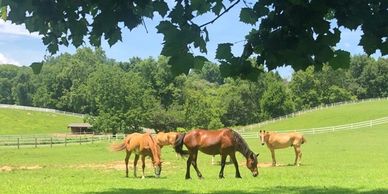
[
  {"left": 111, "top": 133, "right": 162, "bottom": 178},
  {"left": 259, "top": 130, "right": 306, "bottom": 166},
  {"left": 174, "top": 128, "right": 259, "bottom": 179},
  {"left": 155, "top": 131, "right": 179, "bottom": 148}
]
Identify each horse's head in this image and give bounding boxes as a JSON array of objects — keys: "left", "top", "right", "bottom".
[
  {"left": 246, "top": 152, "right": 259, "bottom": 177},
  {"left": 259, "top": 130, "right": 267, "bottom": 146},
  {"left": 153, "top": 160, "right": 162, "bottom": 178}
]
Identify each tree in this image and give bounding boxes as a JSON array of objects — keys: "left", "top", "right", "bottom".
[
  {"left": 260, "top": 73, "right": 294, "bottom": 119},
  {"left": 1, "top": 1, "right": 386, "bottom": 77}
]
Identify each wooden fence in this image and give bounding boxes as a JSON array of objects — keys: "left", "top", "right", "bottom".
[{"left": 0, "top": 134, "right": 126, "bottom": 149}]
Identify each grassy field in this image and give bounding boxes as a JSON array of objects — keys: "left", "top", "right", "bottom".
[
  {"left": 1, "top": 123, "right": 388, "bottom": 193},
  {"left": 244, "top": 99, "right": 388, "bottom": 131},
  {"left": 0, "top": 108, "right": 83, "bottom": 135}
]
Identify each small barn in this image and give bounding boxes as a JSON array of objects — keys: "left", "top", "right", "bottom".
[{"left": 68, "top": 123, "right": 93, "bottom": 134}]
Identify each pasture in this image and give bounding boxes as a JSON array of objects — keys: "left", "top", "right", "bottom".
[
  {"left": 244, "top": 99, "right": 388, "bottom": 131},
  {"left": 1, "top": 124, "right": 388, "bottom": 193},
  {"left": 0, "top": 108, "right": 83, "bottom": 135}
]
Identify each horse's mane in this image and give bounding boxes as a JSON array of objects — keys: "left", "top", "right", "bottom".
[
  {"left": 147, "top": 133, "right": 161, "bottom": 156},
  {"left": 232, "top": 130, "right": 253, "bottom": 158}
]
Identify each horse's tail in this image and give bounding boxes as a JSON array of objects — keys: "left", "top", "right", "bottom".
[
  {"left": 111, "top": 142, "right": 126, "bottom": 151},
  {"left": 173, "top": 133, "right": 189, "bottom": 157},
  {"left": 111, "top": 135, "right": 131, "bottom": 151},
  {"left": 301, "top": 135, "right": 307, "bottom": 144}
]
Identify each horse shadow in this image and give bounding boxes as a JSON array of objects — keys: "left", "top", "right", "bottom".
[{"left": 83, "top": 186, "right": 388, "bottom": 194}]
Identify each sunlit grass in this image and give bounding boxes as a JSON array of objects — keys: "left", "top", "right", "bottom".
[{"left": 1, "top": 124, "right": 388, "bottom": 193}]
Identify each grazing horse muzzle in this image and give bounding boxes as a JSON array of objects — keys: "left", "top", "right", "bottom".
[
  {"left": 261, "top": 143, "right": 264, "bottom": 146},
  {"left": 253, "top": 170, "right": 258, "bottom": 177},
  {"left": 154, "top": 165, "right": 161, "bottom": 178}
]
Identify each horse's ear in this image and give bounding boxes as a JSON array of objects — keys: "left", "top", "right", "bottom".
[{"left": 259, "top": 130, "right": 262, "bottom": 133}]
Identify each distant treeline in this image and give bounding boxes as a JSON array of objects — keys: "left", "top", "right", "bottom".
[{"left": 0, "top": 48, "right": 387, "bottom": 133}]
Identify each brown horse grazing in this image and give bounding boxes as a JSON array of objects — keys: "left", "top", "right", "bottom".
[
  {"left": 111, "top": 133, "right": 162, "bottom": 178},
  {"left": 174, "top": 128, "right": 259, "bottom": 179},
  {"left": 259, "top": 130, "right": 306, "bottom": 166},
  {"left": 155, "top": 131, "right": 179, "bottom": 148}
]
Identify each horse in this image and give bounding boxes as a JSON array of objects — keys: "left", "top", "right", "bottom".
[
  {"left": 111, "top": 133, "right": 162, "bottom": 178},
  {"left": 259, "top": 130, "right": 306, "bottom": 166},
  {"left": 155, "top": 131, "right": 179, "bottom": 148},
  {"left": 174, "top": 128, "right": 259, "bottom": 179}
]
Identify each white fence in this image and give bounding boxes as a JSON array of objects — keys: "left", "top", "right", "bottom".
[
  {"left": 238, "top": 97, "right": 388, "bottom": 133},
  {"left": 0, "top": 104, "right": 84, "bottom": 118},
  {"left": 239, "top": 116, "right": 388, "bottom": 139}
]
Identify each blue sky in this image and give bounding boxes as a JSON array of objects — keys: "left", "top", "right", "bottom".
[{"left": 0, "top": 4, "right": 381, "bottom": 79}]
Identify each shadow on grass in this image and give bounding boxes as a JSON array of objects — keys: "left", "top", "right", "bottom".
[{"left": 84, "top": 186, "right": 388, "bottom": 194}]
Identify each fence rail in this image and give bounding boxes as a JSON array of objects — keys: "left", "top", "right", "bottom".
[
  {"left": 239, "top": 116, "right": 388, "bottom": 139},
  {"left": 0, "top": 104, "right": 84, "bottom": 117},
  {"left": 0, "top": 134, "right": 126, "bottom": 148},
  {"left": 238, "top": 97, "right": 388, "bottom": 133}
]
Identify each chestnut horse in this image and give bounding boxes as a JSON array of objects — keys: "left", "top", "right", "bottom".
[
  {"left": 155, "top": 131, "right": 179, "bottom": 148},
  {"left": 259, "top": 130, "right": 306, "bottom": 166},
  {"left": 111, "top": 133, "right": 162, "bottom": 178},
  {"left": 174, "top": 128, "right": 259, "bottom": 179}
]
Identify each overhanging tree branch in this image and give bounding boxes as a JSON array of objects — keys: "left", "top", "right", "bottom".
[{"left": 199, "top": 0, "right": 241, "bottom": 28}]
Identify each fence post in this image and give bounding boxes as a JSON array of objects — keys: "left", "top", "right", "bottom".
[
  {"left": 17, "top": 138, "right": 20, "bottom": 149},
  {"left": 65, "top": 136, "right": 67, "bottom": 147},
  {"left": 35, "top": 137, "right": 37, "bottom": 148},
  {"left": 312, "top": 128, "right": 315, "bottom": 135},
  {"left": 370, "top": 120, "right": 372, "bottom": 127},
  {"left": 79, "top": 136, "right": 82, "bottom": 145},
  {"left": 50, "top": 137, "right": 53, "bottom": 148},
  {"left": 91, "top": 135, "right": 94, "bottom": 144}
]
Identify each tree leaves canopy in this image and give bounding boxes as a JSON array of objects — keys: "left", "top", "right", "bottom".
[{"left": 0, "top": 0, "right": 387, "bottom": 77}]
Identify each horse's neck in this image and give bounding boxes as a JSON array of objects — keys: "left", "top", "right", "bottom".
[{"left": 148, "top": 137, "right": 161, "bottom": 163}]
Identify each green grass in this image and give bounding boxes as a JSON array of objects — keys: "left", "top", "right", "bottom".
[
  {"left": 1, "top": 124, "right": 388, "bottom": 193},
  {"left": 0, "top": 108, "right": 83, "bottom": 135},
  {"left": 244, "top": 99, "right": 388, "bottom": 131}
]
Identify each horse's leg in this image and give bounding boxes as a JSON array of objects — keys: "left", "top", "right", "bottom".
[
  {"left": 218, "top": 154, "right": 227, "bottom": 179},
  {"left": 190, "top": 150, "right": 203, "bottom": 179},
  {"left": 133, "top": 154, "right": 139, "bottom": 177},
  {"left": 294, "top": 146, "right": 302, "bottom": 166},
  {"left": 229, "top": 153, "right": 241, "bottom": 178},
  {"left": 211, "top": 155, "right": 215, "bottom": 165},
  {"left": 270, "top": 148, "right": 276, "bottom": 166},
  {"left": 185, "top": 154, "right": 192, "bottom": 179},
  {"left": 141, "top": 155, "right": 146, "bottom": 179},
  {"left": 125, "top": 150, "right": 131, "bottom": 177}
]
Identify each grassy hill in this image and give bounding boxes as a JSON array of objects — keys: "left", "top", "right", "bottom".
[
  {"left": 242, "top": 99, "right": 388, "bottom": 132},
  {"left": 0, "top": 108, "right": 83, "bottom": 135}
]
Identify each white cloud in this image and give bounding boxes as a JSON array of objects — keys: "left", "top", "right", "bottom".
[
  {"left": 0, "top": 52, "right": 20, "bottom": 65},
  {"left": 0, "top": 20, "right": 40, "bottom": 38}
]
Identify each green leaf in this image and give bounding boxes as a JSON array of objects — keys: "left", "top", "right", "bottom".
[
  {"left": 1, "top": 6, "right": 7, "bottom": 20},
  {"left": 153, "top": 1, "right": 169, "bottom": 17},
  {"left": 239, "top": 8, "right": 258, "bottom": 25},
  {"left": 212, "top": 1, "right": 223, "bottom": 15},
  {"left": 329, "top": 50, "right": 350, "bottom": 69},
  {"left": 191, "top": 0, "right": 211, "bottom": 15},
  {"left": 359, "top": 33, "right": 379, "bottom": 55},
  {"left": 108, "top": 28, "right": 122, "bottom": 47},
  {"left": 30, "top": 62, "right": 43, "bottom": 74},
  {"left": 380, "top": 40, "right": 388, "bottom": 55},
  {"left": 168, "top": 54, "right": 194, "bottom": 75},
  {"left": 216, "top": 43, "right": 233, "bottom": 60},
  {"left": 193, "top": 56, "right": 208, "bottom": 70}
]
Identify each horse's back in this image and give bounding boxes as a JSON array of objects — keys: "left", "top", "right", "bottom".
[
  {"left": 268, "top": 132, "right": 304, "bottom": 148},
  {"left": 184, "top": 128, "right": 234, "bottom": 155}
]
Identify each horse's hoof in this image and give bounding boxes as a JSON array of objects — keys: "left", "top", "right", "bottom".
[
  {"left": 185, "top": 176, "right": 191, "bottom": 180},
  {"left": 219, "top": 176, "right": 224, "bottom": 179},
  {"left": 199, "top": 176, "right": 204, "bottom": 180},
  {"left": 236, "top": 176, "right": 242, "bottom": 179}
]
